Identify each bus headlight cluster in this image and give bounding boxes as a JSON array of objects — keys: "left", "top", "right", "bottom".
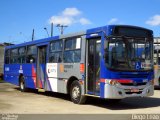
[{"left": 106, "top": 80, "right": 119, "bottom": 86}]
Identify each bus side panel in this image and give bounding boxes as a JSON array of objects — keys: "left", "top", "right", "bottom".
[
  {"left": 4, "top": 64, "right": 36, "bottom": 89},
  {"left": 46, "top": 63, "right": 83, "bottom": 94},
  {"left": 25, "top": 77, "right": 36, "bottom": 89},
  {"left": 22, "top": 64, "right": 36, "bottom": 89},
  {"left": 4, "top": 64, "right": 20, "bottom": 86},
  {"left": 4, "top": 74, "right": 19, "bottom": 86}
]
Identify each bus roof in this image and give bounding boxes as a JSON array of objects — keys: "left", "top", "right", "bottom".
[
  {"left": 5, "top": 31, "right": 86, "bottom": 49},
  {"left": 5, "top": 25, "right": 153, "bottom": 50}
]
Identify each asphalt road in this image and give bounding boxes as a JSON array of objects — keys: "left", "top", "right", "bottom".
[{"left": 0, "top": 82, "right": 160, "bottom": 114}]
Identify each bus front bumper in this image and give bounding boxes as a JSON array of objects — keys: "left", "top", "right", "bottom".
[{"left": 104, "top": 83, "right": 154, "bottom": 99}]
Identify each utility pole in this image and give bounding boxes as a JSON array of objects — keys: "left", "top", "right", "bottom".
[
  {"left": 56, "top": 24, "right": 68, "bottom": 35},
  {"left": 32, "top": 29, "right": 34, "bottom": 41},
  {"left": 51, "top": 23, "right": 53, "bottom": 37}
]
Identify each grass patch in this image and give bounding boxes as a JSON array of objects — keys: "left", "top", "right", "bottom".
[{"left": 0, "top": 79, "right": 4, "bottom": 82}]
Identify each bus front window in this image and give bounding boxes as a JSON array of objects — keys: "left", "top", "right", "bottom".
[{"left": 105, "top": 37, "right": 153, "bottom": 71}]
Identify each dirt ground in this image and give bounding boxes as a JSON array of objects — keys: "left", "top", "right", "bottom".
[{"left": 0, "top": 82, "right": 160, "bottom": 114}]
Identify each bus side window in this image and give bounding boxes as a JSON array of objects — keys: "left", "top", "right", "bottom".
[
  {"left": 26, "top": 55, "right": 35, "bottom": 63},
  {"left": 49, "top": 40, "right": 62, "bottom": 63},
  {"left": 5, "top": 50, "right": 10, "bottom": 64},
  {"left": 18, "top": 47, "right": 26, "bottom": 63},
  {"left": 10, "top": 48, "right": 18, "bottom": 64},
  {"left": 26, "top": 45, "right": 36, "bottom": 63},
  {"left": 63, "top": 37, "right": 81, "bottom": 63}
]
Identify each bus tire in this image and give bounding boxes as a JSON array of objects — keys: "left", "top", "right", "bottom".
[
  {"left": 70, "top": 80, "right": 86, "bottom": 104},
  {"left": 19, "top": 76, "right": 27, "bottom": 92}
]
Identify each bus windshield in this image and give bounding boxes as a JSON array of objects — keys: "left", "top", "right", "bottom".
[{"left": 105, "top": 36, "right": 153, "bottom": 71}]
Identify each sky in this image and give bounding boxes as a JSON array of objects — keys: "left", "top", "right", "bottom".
[{"left": 0, "top": 0, "right": 160, "bottom": 44}]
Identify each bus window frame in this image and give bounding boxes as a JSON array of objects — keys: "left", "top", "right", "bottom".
[
  {"left": 10, "top": 48, "right": 18, "bottom": 64},
  {"left": 18, "top": 46, "right": 26, "bottom": 64},
  {"left": 5, "top": 49, "right": 10, "bottom": 64},
  {"left": 26, "top": 45, "right": 37, "bottom": 64},
  {"left": 63, "top": 37, "right": 82, "bottom": 63},
  {"left": 49, "top": 40, "right": 63, "bottom": 63}
]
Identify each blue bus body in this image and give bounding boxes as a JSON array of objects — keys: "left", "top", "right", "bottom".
[{"left": 4, "top": 25, "right": 154, "bottom": 103}]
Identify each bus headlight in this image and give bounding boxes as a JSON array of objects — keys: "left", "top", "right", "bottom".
[
  {"left": 106, "top": 79, "right": 133, "bottom": 86},
  {"left": 106, "top": 80, "right": 119, "bottom": 86}
]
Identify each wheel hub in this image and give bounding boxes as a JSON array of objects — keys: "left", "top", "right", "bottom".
[
  {"left": 72, "top": 86, "right": 80, "bottom": 99},
  {"left": 20, "top": 81, "right": 24, "bottom": 90}
]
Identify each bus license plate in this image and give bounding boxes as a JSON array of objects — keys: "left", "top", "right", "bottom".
[{"left": 131, "top": 89, "right": 139, "bottom": 92}]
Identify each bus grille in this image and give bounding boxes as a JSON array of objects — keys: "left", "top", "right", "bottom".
[{"left": 120, "top": 82, "right": 147, "bottom": 86}]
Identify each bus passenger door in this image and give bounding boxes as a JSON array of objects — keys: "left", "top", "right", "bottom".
[
  {"left": 87, "top": 38, "right": 101, "bottom": 95},
  {"left": 37, "top": 45, "right": 47, "bottom": 89}
]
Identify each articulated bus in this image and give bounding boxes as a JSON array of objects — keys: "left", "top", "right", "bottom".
[
  {"left": 154, "top": 37, "right": 160, "bottom": 87},
  {"left": 4, "top": 25, "right": 154, "bottom": 104}
]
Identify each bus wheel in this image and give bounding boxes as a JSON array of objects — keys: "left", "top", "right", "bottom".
[
  {"left": 70, "top": 80, "right": 86, "bottom": 104},
  {"left": 19, "top": 76, "right": 27, "bottom": 92}
]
